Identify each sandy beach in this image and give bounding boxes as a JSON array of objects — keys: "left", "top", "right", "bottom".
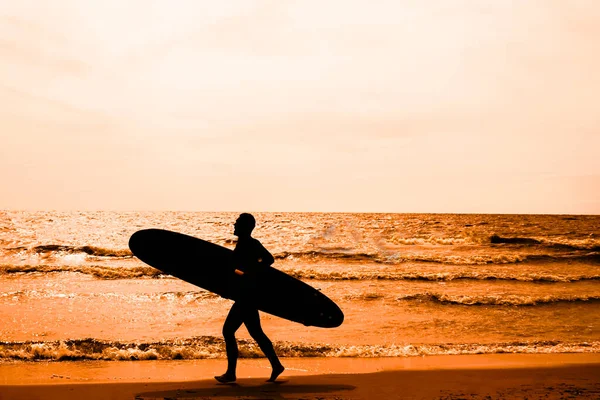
[{"left": 1, "top": 353, "right": 599, "bottom": 399}]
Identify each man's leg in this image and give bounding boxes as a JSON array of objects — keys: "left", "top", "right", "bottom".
[
  {"left": 243, "top": 307, "right": 285, "bottom": 381},
  {"left": 216, "top": 303, "right": 244, "bottom": 382}
]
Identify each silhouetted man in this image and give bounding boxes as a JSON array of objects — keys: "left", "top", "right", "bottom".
[{"left": 215, "top": 213, "right": 285, "bottom": 383}]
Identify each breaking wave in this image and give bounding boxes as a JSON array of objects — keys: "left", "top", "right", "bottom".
[
  {"left": 396, "top": 293, "right": 600, "bottom": 306},
  {"left": 490, "top": 235, "right": 600, "bottom": 251},
  {"left": 0, "top": 264, "right": 163, "bottom": 279},
  {"left": 277, "top": 251, "right": 599, "bottom": 266},
  {"left": 361, "top": 234, "right": 600, "bottom": 250},
  {"left": 6, "top": 245, "right": 132, "bottom": 258},
  {"left": 284, "top": 269, "right": 600, "bottom": 283},
  {"left": 3, "top": 288, "right": 599, "bottom": 307},
  {"left": 3, "top": 264, "right": 600, "bottom": 283},
  {"left": 3, "top": 235, "right": 598, "bottom": 266},
  {"left": 0, "top": 290, "right": 219, "bottom": 302},
  {"left": 1, "top": 337, "right": 598, "bottom": 361}
]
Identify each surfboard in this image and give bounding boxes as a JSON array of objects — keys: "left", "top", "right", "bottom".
[{"left": 128, "top": 229, "right": 344, "bottom": 328}]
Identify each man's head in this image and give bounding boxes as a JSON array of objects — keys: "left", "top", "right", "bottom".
[{"left": 234, "top": 213, "right": 256, "bottom": 238}]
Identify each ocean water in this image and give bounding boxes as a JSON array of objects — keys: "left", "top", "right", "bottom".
[{"left": 0, "top": 211, "right": 599, "bottom": 361}]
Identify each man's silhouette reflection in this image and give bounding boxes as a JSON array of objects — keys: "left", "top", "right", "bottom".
[{"left": 215, "top": 213, "right": 285, "bottom": 383}]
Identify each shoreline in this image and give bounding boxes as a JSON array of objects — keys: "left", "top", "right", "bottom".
[{"left": 1, "top": 353, "right": 600, "bottom": 399}]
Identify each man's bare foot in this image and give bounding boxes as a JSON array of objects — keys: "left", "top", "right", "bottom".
[
  {"left": 266, "top": 364, "right": 285, "bottom": 382},
  {"left": 214, "top": 373, "right": 236, "bottom": 383}
]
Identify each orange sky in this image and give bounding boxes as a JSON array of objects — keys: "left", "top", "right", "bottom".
[{"left": 1, "top": 1, "right": 598, "bottom": 213}]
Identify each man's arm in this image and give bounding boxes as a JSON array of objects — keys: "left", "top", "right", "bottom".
[
  {"left": 256, "top": 240, "right": 275, "bottom": 267},
  {"left": 234, "top": 240, "right": 274, "bottom": 276},
  {"left": 241, "top": 240, "right": 273, "bottom": 277}
]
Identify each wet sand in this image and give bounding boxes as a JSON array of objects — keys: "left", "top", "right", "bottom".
[{"left": 1, "top": 354, "right": 599, "bottom": 399}]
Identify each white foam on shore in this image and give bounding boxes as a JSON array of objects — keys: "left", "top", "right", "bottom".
[{"left": 1, "top": 338, "right": 599, "bottom": 361}]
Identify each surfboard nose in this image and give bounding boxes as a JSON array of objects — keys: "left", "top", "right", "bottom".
[
  {"left": 128, "top": 229, "right": 163, "bottom": 260},
  {"left": 128, "top": 229, "right": 150, "bottom": 255},
  {"left": 128, "top": 231, "right": 141, "bottom": 254}
]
